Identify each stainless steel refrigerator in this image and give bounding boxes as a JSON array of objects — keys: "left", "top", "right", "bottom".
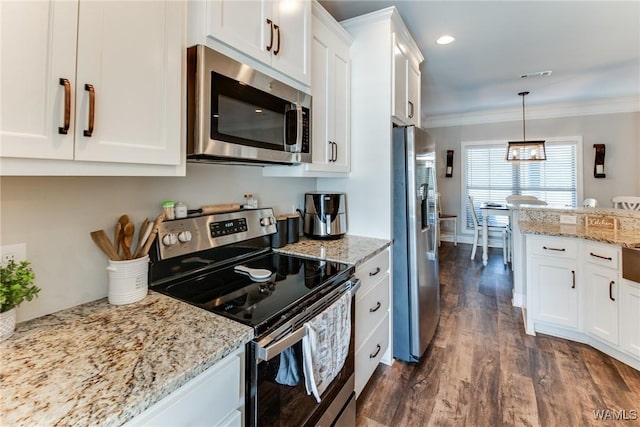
[{"left": 392, "top": 125, "right": 440, "bottom": 363}]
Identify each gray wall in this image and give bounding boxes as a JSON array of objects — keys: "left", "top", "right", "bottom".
[
  {"left": 430, "top": 111, "right": 639, "bottom": 238},
  {"left": 0, "top": 165, "right": 316, "bottom": 322}
]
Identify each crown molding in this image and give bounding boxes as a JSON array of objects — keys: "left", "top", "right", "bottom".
[{"left": 423, "top": 96, "right": 640, "bottom": 129}]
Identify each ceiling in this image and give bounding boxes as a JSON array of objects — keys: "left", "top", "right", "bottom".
[{"left": 318, "top": 1, "right": 640, "bottom": 122}]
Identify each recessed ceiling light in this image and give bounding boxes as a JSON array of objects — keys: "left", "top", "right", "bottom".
[
  {"left": 436, "top": 35, "right": 455, "bottom": 45},
  {"left": 520, "top": 70, "right": 552, "bottom": 78}
]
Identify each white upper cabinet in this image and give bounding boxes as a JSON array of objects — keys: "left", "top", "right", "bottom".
[
  {"left": 263, "top": 1, "right": 351, "bottom": 177},
  {"left": 1, "top": 0, "right": 186, "bottom": 175},
  {"left": 0, "top": 0, "right": 78, "bottom": 160},
  {"left": 391, "top": 29, "right": 422, "bottom": 127},
  {"left": 206, "top": 0, "right": 311, "bottom": 87}
]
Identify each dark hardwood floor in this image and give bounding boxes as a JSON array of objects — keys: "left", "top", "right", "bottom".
[{"left": 356, "top": 243, "right": 640, "bottom": 426}]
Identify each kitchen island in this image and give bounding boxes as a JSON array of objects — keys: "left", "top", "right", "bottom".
[{"left": 0, "top": 293, "right": 253, "bottom": 426}]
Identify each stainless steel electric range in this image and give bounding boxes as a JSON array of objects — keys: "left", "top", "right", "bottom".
[{"left": 149, "top": 208, "right": 358, "bottom": 427}]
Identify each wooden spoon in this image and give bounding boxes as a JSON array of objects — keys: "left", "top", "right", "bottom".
[
  {"left": 122, "top": 222, "right": 135, "bottom": 260},
  {"left": 114, "top": 222, "right": 122, "bottom": 256},
  {"left": 90, "top": 230, "right": 121, "bottom": 261},
  {"left": 139, "top": 213, "right": 165, "bottom": 258},
  {"left": 133, "top": 218, "right": 149, "bottom": 256}
]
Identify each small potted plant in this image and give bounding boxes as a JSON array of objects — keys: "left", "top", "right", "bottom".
[{"left": 0, "top": 259, "right": 39, "bottom": 341}]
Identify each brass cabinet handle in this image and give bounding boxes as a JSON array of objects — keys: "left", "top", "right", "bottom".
[
  {"left": 571, "top": 270, "right": 575, "bottom": 289},
  {"left": 83, "top": 84, "right": 95, "bottom": 137},
  {"left": 58, "top": 78, "right": 71, "bottom": 134},
  {"left": 369, "top": 267, "right": 381, "bottom": 277},
  {"left": 369, "top": 344, "right": 381, "bottom": 359},
  {"left": 266, "top": 18, "right": 274, "bottom": 52},
  {"left": 273, "top": 24, "right": 281, "bottom": 55},
  {"left": 369, "top": 301, "right": 381, "bottom": 313},
  {"left": 609, "top": 281, "right": 615, "bottom": 301},
  {"left": 543, "top": 246, "right": 566, "bottom": 252},
  {"left": 408, "top": 101, "right": 414, "bottom": 119},
  {"left": 590, "top": 252, "right": 613, "bottom": 261}
]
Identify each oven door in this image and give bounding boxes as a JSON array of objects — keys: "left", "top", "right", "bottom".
[{"left": 247, "top": 283, "right": 357, "bottom": 427}]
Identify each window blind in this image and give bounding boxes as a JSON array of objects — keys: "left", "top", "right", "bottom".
[{"left": 464, "top": 141, "right": 579, "bottom": 228}]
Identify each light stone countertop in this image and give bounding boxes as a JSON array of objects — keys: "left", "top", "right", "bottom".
[
  {"left": 273, "top": 234, "right": 391, "bottom": 267},
  {"left": 519, "top": 221, "right": 640, "bottom": 248},
  {"left": 0, "top": 293, "right": 254, "bottom": 427}
]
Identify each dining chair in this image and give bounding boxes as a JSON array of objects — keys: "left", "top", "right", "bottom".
[
  {"left": 582, "top": 198, "right": 598, "bottom": 208},
  {"left": 612, "top": 196, "right": 640, "bottom": 211},
  {"left": 468, "top": 195, "right": 509, "bottom": 264},
  {"left": 437, "top": 192, "right": 457, "bottom": 247}
]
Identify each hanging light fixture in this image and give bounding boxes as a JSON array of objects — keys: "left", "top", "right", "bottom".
[{"left": 506, "top": 91, "right": 546, "bottom": 161}]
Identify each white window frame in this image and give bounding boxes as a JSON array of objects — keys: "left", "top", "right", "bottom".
[{"left": 460, "top": 136, "right": 584, "bottom": 234}]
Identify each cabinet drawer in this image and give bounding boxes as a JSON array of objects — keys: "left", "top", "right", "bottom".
[
  {"left": 355, "top": 274, "right": 390, "bottom": 347},
  {"left": 528, "top": 236, "right": 578, "bottom": 259},
  {"left": 583, "top": 241, "right": 620, "bottom": 270},
  {"left": 357, "top": 249, "right": 390, "bottom": 290},
  {"left": 355, "top": 312, "right": 389, "bottom": 396}
]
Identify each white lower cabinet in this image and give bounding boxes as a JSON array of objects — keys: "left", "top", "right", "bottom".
[
  {"left": 526, "top": 236, "right": 638, "bottom": 369},
  {"left": 125, "top": 347, "right": 245, "bottom": 427},
  {"left": 584, "top": 242, "right": 620, "bottom": 346},
  {"left": 620, "top": 278, "right": 640, "bottom": 358},
  {"left": 354, "top": 249, "right": 390, "bottom": 397},
  {"left": 527, "top": 236, "right": 579, "bottom": 330}
]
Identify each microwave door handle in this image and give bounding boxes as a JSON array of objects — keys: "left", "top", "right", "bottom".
[{"left": 296, "top": 103, "right": 302, "bottom": 151}]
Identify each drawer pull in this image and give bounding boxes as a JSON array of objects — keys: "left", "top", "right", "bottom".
[
  {"left": 58, "top": 78, "right": 71, "bottom": 134},
  {"left": 369, "top": 301, "right": 382, "bottom": 313},
  {"left": 83, "top": 84, "right": 95, "bottom": 137},
  {"left": 571, "top": 270, "right": 575, "bottom": 289},
  {"left": 369, "top": 267, "right": 381, "bottom": 277},
  {"left": 369, "top": 344, "right": 381, "bottom": 359},
  {"left": 590, "top": 252, "right": 613, "bottom": 261},
  {"left": 609, "top": 281, "right": 615, "bottom": 301},
  {"left": 543, "top": 246, "right": 566, "bottom": 252}
]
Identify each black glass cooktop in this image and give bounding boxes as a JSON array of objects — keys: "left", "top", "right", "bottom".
[{"left": 151, "top": 252, "right": 353, "bottom": 335}]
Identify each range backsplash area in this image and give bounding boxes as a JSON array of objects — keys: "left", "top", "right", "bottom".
[{"left": 0, "top": 163, "right": 316, "bottom": 322}]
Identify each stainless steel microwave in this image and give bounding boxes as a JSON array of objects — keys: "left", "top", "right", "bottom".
[{"left": 186, "top": 45, "right": 311, "bottom": 165}]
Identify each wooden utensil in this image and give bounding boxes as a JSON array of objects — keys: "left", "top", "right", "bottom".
[
  {"left": 138, "top": 213, "right": 165, "bottom": 258},
  {"left": 114, "top": 222, "right": 122, "bottom": 256},
  {"left": 133, "top": 218, "right": 149, "bottom": 255},
  {"left": 90, "top": 230, "right": 121, "bottom": 261},
  {"left": 134, "top": 221, "right": 154, "bottom": 259},
  {"left": 122, "top": 222, "right": 135, "bottom": 260}
]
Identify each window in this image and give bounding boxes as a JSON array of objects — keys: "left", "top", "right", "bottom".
[{"left": 462, "top": 137, "right": 583, "bottom": 229}]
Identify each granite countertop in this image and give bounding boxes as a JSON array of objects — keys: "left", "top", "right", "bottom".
[
  {"left": 273, "top": 234, "right": 391, "bottom": 267},
  {"left": 0, "top": 293, "right": 254, "bottom": 426},
  {"left": 519, "top": 221, "right": 640, "bottom": 248}
]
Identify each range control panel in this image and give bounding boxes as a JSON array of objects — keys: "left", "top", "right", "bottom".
[{"left": 156, "top": 208, "right": 276, "bottom": 260}]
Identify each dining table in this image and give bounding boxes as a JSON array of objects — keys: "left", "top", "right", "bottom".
[{"left": 479, "top": 202, "right": 511, "bottom": 266}]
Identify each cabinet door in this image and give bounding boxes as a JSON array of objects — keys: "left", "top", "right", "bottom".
[
  {"left": 584, "top": 264, "right": 619, "bottom": 345},
  {"left": 529, "top": 256, "right": 579, "bottom": 328},
  {"left": 307, "top": 11, "right": 349, "bottom": 173},
  {"left": 207, "top": 0, "right": 271, "bottom": 66},
  {"left": 270, "top": 0, "right": 311, "bottom": 85},
  {"left": 391, "top": 33, "right": 408, "bottom": 123},
  {"left": 407, "top": 61, "right": 420, "bottom": 126},
  {"left": 0, "top": 0, "right": 77, "bottom": 160},
  {"left": 74, "top": 1, "right": 183, "bottom": 165},
  {"left": 620, "top": 280, "right": 640, "bottom": 358}
]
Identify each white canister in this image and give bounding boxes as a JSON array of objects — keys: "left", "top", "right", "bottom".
[
  {"left": 106, "top": 256, "right": 149, "bottom": 305},
  {"left": 174, "top": 202, "right": 188, "bottom": 219}
]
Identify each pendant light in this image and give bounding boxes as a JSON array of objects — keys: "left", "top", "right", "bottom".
[{"left": 506, "top": 91, "right": 546, "bottom": 161}]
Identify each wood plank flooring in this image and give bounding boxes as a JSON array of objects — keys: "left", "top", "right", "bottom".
[{"left": 356, "top": 243, "right": 640, "bottom": 426}]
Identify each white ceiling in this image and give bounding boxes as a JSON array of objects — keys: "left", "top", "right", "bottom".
[{"left": 318, "top": 1, "right": 640, "bottom": 122}]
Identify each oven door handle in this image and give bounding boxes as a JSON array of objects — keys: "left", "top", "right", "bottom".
[{"left": 256, "top": 325, "right": 307, "bottom": 362}]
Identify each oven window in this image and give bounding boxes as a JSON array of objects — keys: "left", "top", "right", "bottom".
[
  {"left": 255, "top": 340, "right": 354, "bottom": 427},
  {"left": 211, "top": 72, "right": 291, "bottom": 149}
]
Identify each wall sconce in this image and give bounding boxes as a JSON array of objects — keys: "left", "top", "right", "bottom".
[
  {"left": 506, "top": 91, "right": 547, "bottom": 161},
  {"left": 445, "top": 150, "right": 454, "bottom": 177},
  {"left": 593, "top": 144, "right": 606, "bottom": 178}
]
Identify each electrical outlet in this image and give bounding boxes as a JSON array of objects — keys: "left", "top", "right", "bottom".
[{"left": 1, "top": 243, "right": 27, "bottom": 264}]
